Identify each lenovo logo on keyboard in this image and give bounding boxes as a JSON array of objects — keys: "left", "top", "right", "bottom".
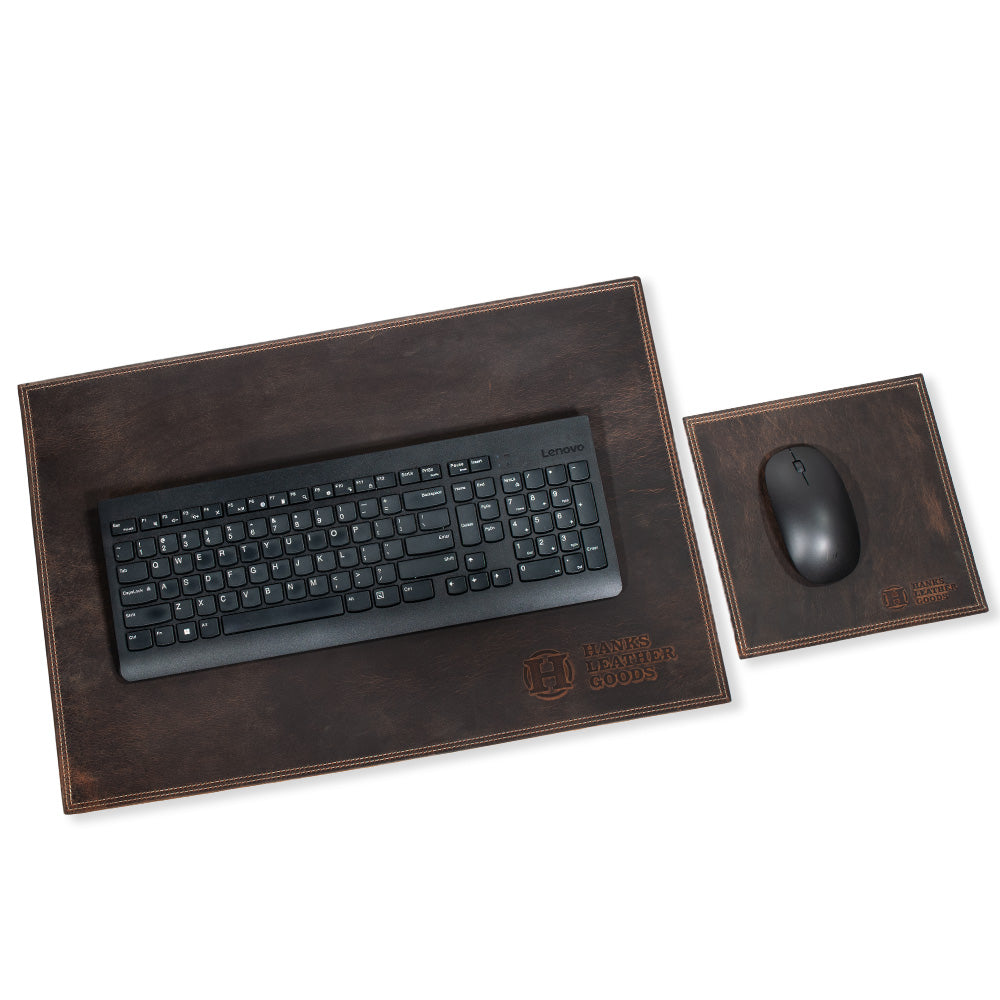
[{"left": 540, "top": 444, "right": 585, "bottom": 457}]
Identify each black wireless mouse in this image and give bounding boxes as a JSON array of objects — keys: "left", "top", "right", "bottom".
[{"left": 763, "top": 445, "right": 861, "bottom": 584}]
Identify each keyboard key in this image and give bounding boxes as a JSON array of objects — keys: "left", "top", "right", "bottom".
[
  {"left": 247, "top": 496, "right": 267, "bottom": 511},
  {"left": 418, "top": 508, "right": 450, "bottom": 531},
  {"left": 523, "top": 469, "right": 545, "bottom": 490},
  {"left": 545, "top": 465, "right": 567, "bottom": 485},
  {"left": 510, "top": 517, "right": 531, "bottom": 537},
  {"left": 120, "top": 583, "right": 157, "bottom": 606},
  {"left": 452, "top": 482, "right": 474, "bottom": 503},
  {"left": 375, "top": 472, "right": 396, "bottom": 489},
  {"left": 382, "top": 540, "right": 405, "bottom": 560},
  {"left": 573, "top": 483, "right": 599, "bottom": 525},
  {"left": 126, "top": 629, "right": 153, "bottom": 650},
  {"left": 307, "top": 576, "right": 329, "bottom": 597},
  {"left": 374, "top": 586, "right": 401, "bottom": 607},
  {"left": 173, "top": 599, "right": 195, "bottom": 619},
  {"left": 160, "top": 511, "right": 182, "bottom": 527},
  {"left": 381, "top": 494, "right": 402, "bottom": 515},
  {"left": 582, "top": 527, "right": 608, "bottom": 570},
  {"left": 401, "top": 580, "right": 434, "bottom": 602},
  {"left": 468, "top": 456, "right": 491, "bottom": 472},
  {"left": 448, "top": 460, "right": 469, "bottom": 476},
  {"left": 149, "top": 558, "right": 171, "bottom": 579},
  {"left": 239, "top": 587, "right": 261, "bottom": 608},
  {"left": 223, "top": 595, "right": 345, "bottom": 633},
  {"left": 514, "top": 539, "right": 536, "bottom": 560},
  {"left": 177, "top": 623, "right": 198, "bottom": 642},
  {"left": 398, "top": 552, "right": 459, "bottom": 579},
  {"left": 456, "top": 504, "right": 481, "bottom": 546},
  {"left": 419, "top": 465, "right": 441, "bottom": 481},
  {"left": 154, "top": 625, "right": 175, "bottom": 646},
  {"left": 550, "top": 487, "right": 573, "bottom": 508},
  {"left": 346, "top": 591, "right": 373, "bottom": 613},
  {"left": 111, "top": 519, "right": 137, "bottom": 536},
  {"left": 518, "top": 557, "right": 562, "bottom": 581},
  {"left": 313, "top": 484, "right": 334, "bottom": 500},
  {"left": 137, "top": 537, "right": 158, "bottom": 558},
  {"left": 395, "top": 515, "right": 416, "bottom": 535},
  {"left": 140, "top": 515, "right": 160, "bottom": 531},
  {"left": 375, "top": 564, "right": 397, "bottom": 585},
  {"left": 501, "top": 473, "right": 522, "bottom": 493},
  {"left": 333, "top": 481, "right": 354, "bottom": 497},
  {"left": 355, "top": 476, "right": 376, "bottom": 492},
  {"left": 478, "top": 500, "right": 500, "bottom": 520},
  {"left": 491, "top": 569, "right": 512, "bottom": 587},
  {"left": 181, "top": 507, "right": 202, "bottom": 523},
  {"left": 123, "top": 605, "right": 171, "bottom": 628},
  {"left": 336, "top": 502, "right": 358, "bottom": 522},
  {"left": 506, "top": 495, "right": 527, "bottom": 516},
  {"left": 468, "top": 573, "right": 490, "bottom": 591},
  {"left": 559, "top": 531, "right": 581, "bottom": 552},
  {"left": 159, "top": 580, "right": 180, "bottom": 600},
  {"left": 446, "top": 576, "right": 468, "bottom": 595},
  {"left": 465, "top": 552, "right": 486, "bottom": 571},
  {"left": 564, "top": 553, "right": 585, "bottom": 574},
  {"left": 482, "top": 522, "right": 504, "bottom": 543},
  {"left": 202, "top": 503, "right": 224, "bottom": 519},
  {"left": 195, "top": 596, "right": 217, "bottom": 616},
  {"left": 358, "top": 499, "right": 380, "bottom": 519},
  {"left": 532, "top": 513, "right": 554, "bottom": 534},
  {"left": 283, "top": 534, "right": 304, "bottom": 555},
  {"left": 158, "top": 533, "right": 179, "bottom": 554},
  {"left": 113, "top": 542, "right": 134, "bottom": 562},
  {"left": 199, "top": 619, "right": 221, "bottom": 638},
  {"left": 288, "top": 488, "right": 311, "bottom": 504},
  {"left": 402, "top": 486, "right": 446, "bottom": 511},
  {"left": 353, "top": 568, "right": 374, "bottom": 589},
  {"left": 405, "top": 531, "right": 454, "bottom": 555},
  {"left": 227, "top": 500, "right": 248, "bottom": 516},
  {"left": 527, "top": 492, "right": 549, "bottom": 512},
  {"left": 285, "top": 580, "right": 306, "bottom": 601},
  {"left": 474, "top": 477, "right": 495, "bottom": 498},
  {"left": 329, "top": 572, "right": 351, "bottom": 592},
  {"left": 554, "top": 509, "right": 577, "bottom": 530},
  {"left": 398, "top": 468, "right": 420, "bottom": 486},
  {"left": 536, "top": 535, "right": 557, "bottom": 556},
  {"left": 568, "top": 461, "right": 590, "bottom": 482},
  {"left": 117, "top": 562, "right": 148, "bottom": 584},
  {"left": 218, "top": 592, "right": 240, "bottom": 612}
]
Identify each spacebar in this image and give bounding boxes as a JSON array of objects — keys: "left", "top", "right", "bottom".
[{"left": 222, "top": 596, "right": 345, "bottom": 634}]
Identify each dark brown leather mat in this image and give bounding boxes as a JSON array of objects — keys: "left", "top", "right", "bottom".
[
  {"left": 19, "top": 277, "right": 728, "bottom": 812},
  {"left": 684, "top": 374, "right": 988, "bottom": 658}
]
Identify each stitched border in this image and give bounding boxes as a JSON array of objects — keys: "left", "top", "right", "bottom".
[
  {"left": 20, "top": 277, "right": 729, "bottom": 811},
  {"left": 683, "top": 374, "right": 988, "bottom": 657}
]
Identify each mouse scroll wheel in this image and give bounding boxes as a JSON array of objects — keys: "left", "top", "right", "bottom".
[{"left": 793, "top": 460, "right": 806, "bottom": 475}]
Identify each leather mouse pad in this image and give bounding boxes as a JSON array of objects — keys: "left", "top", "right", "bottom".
[
  {"left": 19, "top": 277, "right": 729, "bottom": 812},
  {"left": 684, "top": 374, "right": 987, "bottom": 657}
]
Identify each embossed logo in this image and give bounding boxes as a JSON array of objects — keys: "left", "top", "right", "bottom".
[
  {"left": 522, "top": 649, "right": 575, "bottom": 700},
  {"left": 582, "top": 633, "right": 675, "bottom": 689},
  {"left": 881, "top": 585, "right": 909, "bottom": 610}
]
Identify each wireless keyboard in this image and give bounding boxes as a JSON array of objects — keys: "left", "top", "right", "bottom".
[{"left": 99, "top": 416, "right": 621, "bottom": 681}]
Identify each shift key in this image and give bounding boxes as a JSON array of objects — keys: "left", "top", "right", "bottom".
[{"left": 397, "top": 552, "right": 459, "bottom": 579}]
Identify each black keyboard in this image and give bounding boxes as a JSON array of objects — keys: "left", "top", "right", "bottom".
[{"left": 99, "top": 416, "right": 621, "bottom": 681}]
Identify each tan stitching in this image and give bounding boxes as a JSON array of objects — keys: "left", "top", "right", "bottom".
[
  {"left": 24, "top": 277, "right": 729, "bottom": 809},
  {"left": 684, "top": 375, "right": 987, "bottom": 657}
]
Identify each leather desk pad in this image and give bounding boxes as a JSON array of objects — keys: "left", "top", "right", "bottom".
[
  {"left": 19, "top": 277, "right": 729, "bottom": 812},
  {"left": 684, "top": 374, "right": 987, "bottom": 657}
]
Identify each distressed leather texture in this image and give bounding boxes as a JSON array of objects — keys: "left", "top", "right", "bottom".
[
  {"left": 684, "top": 375, "right": 987, "bottom": 657},
  {"left": 20, "top": 277, "right": 729, "bottom": 812}
]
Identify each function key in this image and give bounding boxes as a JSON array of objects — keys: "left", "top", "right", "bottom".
[
  {"left": 522, "top": 469, "right": 545, "bottom": 490},
  {"left": 354, "top": 476, "right": 376, "bottom": 492},
  {"left": 226, "top": 499, "right": 248, "bottom": 516},
  {"left": 399, "top": 468, "right": 420, "bottom": 486},
  {"left": 545, "top": 465, "right": 567, "bottom": 486},
  {"left": 501, "top": 473, "right": 522, "bottom": 493},
  {"left": 202, "top": 503, "right": 224, "bottom": 519},
  {"left": 267, "top": 492, "right": 289, "bottom": 507},
  {"left": 181, "top": 508, "right": 202, "bottom": 523},
  {"left": 420, "top": 465, "right": 442, "bottom": 481},
  {"left": 468, "top": 456, "right": 491, "bottom": 473},
  {"left": 313, "top": 484, "right": 334, "bottom": 500},
  {"left": 140, "top": 515, "right": 160, "bottom": 531},
  {"left": 568, "top": 461, "right": 590, "bottom": 482},
  {"left": 110, "top": 518, "right": 137, "bottom": 536},
  {"left": 375, "top": 472, "right": 396, "bottom": 489},
  {"left": 448, "top": 460, "right": 470, "bottom": 476},
  {"left": 333, "top": 481, "right": 355, "bottom": 497},
  {"left": 160, "top": 511, "right": 182, "bottom": 527},
  {"left": 288, "top": 488, "right": 311, "bottom": 504},
  {"left": 246, "top": 496, "right": 268, "bottom": 511}
]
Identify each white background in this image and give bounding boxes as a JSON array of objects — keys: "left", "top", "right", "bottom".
[{"left": 2, "top": 3, "right": 997, "bottom": 997}]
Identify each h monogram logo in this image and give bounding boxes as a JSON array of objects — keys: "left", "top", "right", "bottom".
[
  {"left": 881, "top": 585, "right": 909, "bottom": 610},
  {"left": 522, "top": 649, "right": 575, "bottom": 701}
]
